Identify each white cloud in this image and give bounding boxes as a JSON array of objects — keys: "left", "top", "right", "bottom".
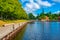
[
  {"left": 24, "top": 0, "right": 40, "bottom": 13},
  {"left": 35, "top": 0, "right": 52, "bottom": 7},
  {"left": 54, "top": 10, "right": 60, "bottom": 13},
  {"left": 53, "top": 0, "right": 60, "bottom": 3},
  {"left": 26, "top": 3, "right": 40, "bottom": 9},
  {"left": 41, "top": 1, "right": 52, "bottom": 7}
]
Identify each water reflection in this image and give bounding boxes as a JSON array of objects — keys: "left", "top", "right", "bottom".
[
  {"left": 14, "top": 21, "right": 60, "bottom": 40},
  {"left": 50, "top": 22, "right": 60, "bottom": 40},
  {"left": 23, "top": 22, "right": 43, "bottom": 40},
  {"left": 43, "top": 22, "right": 50, "bottom": 40}
]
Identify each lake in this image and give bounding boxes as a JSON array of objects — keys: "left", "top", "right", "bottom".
[{"left": 13, "top": 21, "right": 60, "bottom": 40}]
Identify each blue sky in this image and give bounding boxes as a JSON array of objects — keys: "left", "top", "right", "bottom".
[{"left": 19, "top": 0, "right": 60, "bottom": 16}]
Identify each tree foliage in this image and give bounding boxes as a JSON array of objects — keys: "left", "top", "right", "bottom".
[
  {"left": 28, "top": 13, "right": 36, "bottom": 20},
  {"left": 0, "top": 0, "right": 28, "bottom": 20}
]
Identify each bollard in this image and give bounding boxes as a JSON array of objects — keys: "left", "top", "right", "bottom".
[
  {"left": 12, "top": 24, "right": 14, "bottom": 31},
  {"left": 19, "top": 23, "right": 21, "bottom": 27},
  {"left": 2, "top": 25, "right": 5, "bottom": 27}
]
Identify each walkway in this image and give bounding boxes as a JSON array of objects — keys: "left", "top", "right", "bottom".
[{"left": 0, "top": 22, "right": 27, "bottom": 40}]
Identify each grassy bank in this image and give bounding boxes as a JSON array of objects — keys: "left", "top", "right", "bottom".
[{"left": 0, "top": 20, "right": 29, "bottom": 27}]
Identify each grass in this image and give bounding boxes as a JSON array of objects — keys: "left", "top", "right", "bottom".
[
  {"left": 0, "top": 20, "right": 6, "bottom": 27},
  {"left": 0, "top": 20, "right": 29, "bottom": 27}
]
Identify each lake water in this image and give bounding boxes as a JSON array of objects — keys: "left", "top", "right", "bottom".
[{"left": 14, "top": 21, "right": 60, "bottom": 40}]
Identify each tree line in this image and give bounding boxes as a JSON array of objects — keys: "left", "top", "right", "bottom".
[
  {"left": 0, "top": 0, "right": 60, "bottom": 20},
  {"left": 37, "top": 10, "right": 60, "bottom": 21}
]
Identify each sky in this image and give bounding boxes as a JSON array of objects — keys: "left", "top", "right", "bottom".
[{"left": 19, "top": 0, "right": 60, "bottom": 16}]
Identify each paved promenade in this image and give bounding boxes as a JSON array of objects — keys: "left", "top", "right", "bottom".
[{"left": 0, "top": 22, "right": 27, "bottom": 40}]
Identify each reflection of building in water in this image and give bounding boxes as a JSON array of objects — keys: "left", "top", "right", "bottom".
[{"left": 44, "top": 22, "right": 51, "bottom": 40}]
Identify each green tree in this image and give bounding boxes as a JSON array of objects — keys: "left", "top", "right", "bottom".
[
  {"left": 28, "top": 13, "right": 35, "bottom": 20},
  {"left": 38, "top": 9, "right": 46, "bottom": 20},
  {"left": 0, "top": 0, "right": 28, "bottom": 20}
]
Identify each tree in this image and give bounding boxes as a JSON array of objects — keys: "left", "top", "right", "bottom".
[
  {"left": 28, "top": 13, "right": 35, "bottom": 20},
  {"left": 37, "top": 9, "right": 46, "bottom": 20}
]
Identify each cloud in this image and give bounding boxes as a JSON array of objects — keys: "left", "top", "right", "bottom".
[
  {"left": 53, "top": 0, "right": 60, "bottom": 3},
  {"left": 40, "top": 1, "right": 52, "bottom": 6},
  {"left": 24, "top": 0, "right": 40, "bottom": 13},
  {"left": 35, "top": 0, "right": 52, "bottom": 7},
  {"left": 24, "top": 4, "right": 40, "bottom": 13},
  {"left": 26, "top": 2, "right": 40, "bottom": 9},
  {"left": 21, "top": 0, "right": 53, "bottom": 13},
  {"left": 54, "top": 10, "right": 60, "bottom": 13}
]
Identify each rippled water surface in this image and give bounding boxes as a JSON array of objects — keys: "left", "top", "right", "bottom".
[{"left": 14, "top": 21, "right": 60, "bottom": 40}]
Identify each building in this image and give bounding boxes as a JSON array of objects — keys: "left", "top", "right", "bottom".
[
  {"left": 58, "top": 16, "right": 60, "bottom": 21},
  {"left": 41, "top": 16, "right": 49, "bottom": 21}
]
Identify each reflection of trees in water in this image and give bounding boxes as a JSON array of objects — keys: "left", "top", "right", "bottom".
[
  {"left": 41, "top": 22, "right": 51, "bottom": 40},
  {"left": 13, "top": 25, "right": 27, "bottom": 40},
  {"left": 41, "top": 21, "right": 44, "bottom": 40}
]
